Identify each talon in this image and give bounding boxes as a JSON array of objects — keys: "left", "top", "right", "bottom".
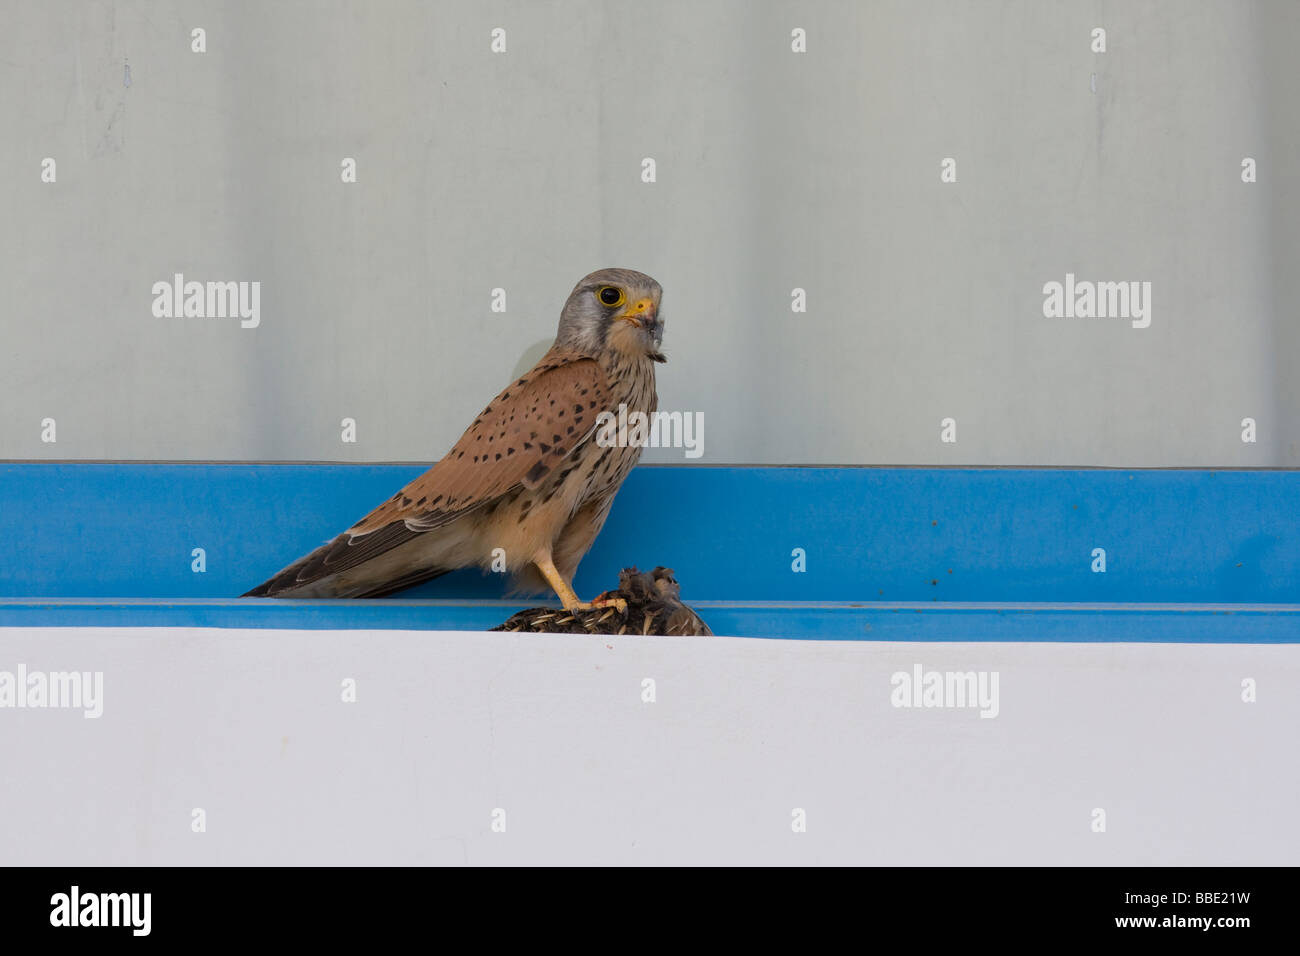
[{"left": 587, "top": 596, "right": 628, "bottom": 614}]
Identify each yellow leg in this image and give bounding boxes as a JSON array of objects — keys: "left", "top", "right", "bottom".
[
  {"left": 534, "top": 556, "right": 627, "bottom": 614},
  {"left": 535, "top": 556, "right": 584, "bottom": 611}
]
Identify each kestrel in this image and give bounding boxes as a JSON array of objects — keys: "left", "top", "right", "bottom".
[{"left": 244, "top": 268, "right": 664, "bottom": 610}]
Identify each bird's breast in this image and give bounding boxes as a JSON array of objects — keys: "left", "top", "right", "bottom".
[
  {"left": 600, "top": 353, "right": 659, "bottom": 416},
  {"left": 540, "top": 358, "right": 657, "bottom": 507}
]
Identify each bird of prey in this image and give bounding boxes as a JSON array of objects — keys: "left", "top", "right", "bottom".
[
  {"left": 492, "top": 566, "right": 713, "bottom": 636},
  {"left": 244, "top": 268, "right": 665, "bottom": 610}
]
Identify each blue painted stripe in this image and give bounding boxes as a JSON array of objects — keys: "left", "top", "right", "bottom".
[
  {"left": 0, "top": 598, "right": 1296, "bottom": 641},
  {"left": 0, "top": 464, "right": 1296, "bottom": 641}
]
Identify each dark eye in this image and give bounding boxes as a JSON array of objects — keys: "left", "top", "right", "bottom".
[{"left": 597, "top": 286, "right": 626, "bottom": 307}]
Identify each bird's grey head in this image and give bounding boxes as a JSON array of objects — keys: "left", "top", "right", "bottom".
[{"left": 555, "top": 268, "right": 665, "bottom": 361}]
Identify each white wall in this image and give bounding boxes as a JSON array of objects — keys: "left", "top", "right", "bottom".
[{"left": 0, "top": 627, "right": 1293, "bottom": 864}]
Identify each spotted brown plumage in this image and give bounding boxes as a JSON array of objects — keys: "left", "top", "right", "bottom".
[
  {"left": 352, "top": 353, "right": 613, "bottom": 534},
  {"left": 244, "top": 268, "right": 665, "bottom": 609}
]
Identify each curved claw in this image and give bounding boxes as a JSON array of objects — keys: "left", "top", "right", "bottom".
[{"left": 584, "top": 594, "right": 628, "bottom": 614}]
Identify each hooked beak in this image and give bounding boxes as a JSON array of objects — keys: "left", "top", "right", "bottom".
[
  {"left": 620, "top": 296, "right": 662, "bottom": 341},
  {"left": 618, "top": 296, "right": 665, "bottom": 361},
  {"left": 619, "top": 297, "right": 657, "bottom": 329}
]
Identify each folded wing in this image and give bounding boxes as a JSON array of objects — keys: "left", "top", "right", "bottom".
[{"left": 243, "top": 348, "right": 612, "bottom": 597}]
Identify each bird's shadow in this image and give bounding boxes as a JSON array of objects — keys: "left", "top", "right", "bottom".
[{"left": 510, "top": 339, "right": 554, "bottom": 381}]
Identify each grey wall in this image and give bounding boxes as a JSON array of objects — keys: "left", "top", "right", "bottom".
[{"left": 2, "top": 0, "right": 1296, "bottom": 466}]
